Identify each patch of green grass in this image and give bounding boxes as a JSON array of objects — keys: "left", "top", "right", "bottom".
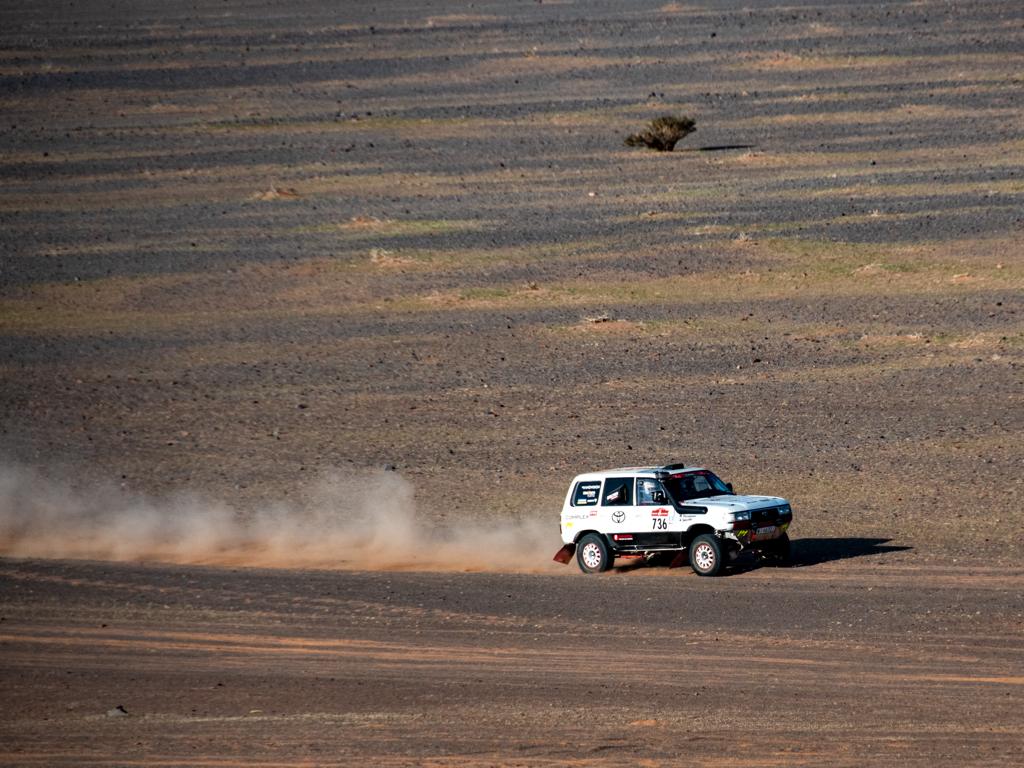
[
  {"left": 380, "top": 240, "right": 1021, "bottom": 314},
  {"left": 763, "top": 236, "right": 1024, "bottom": 285},
  {"left": 197, "top": 114, "right": 478, "bottom": 134},
  {"left": 459, "top": 286, "right": 514, "bottom": 301},
  {"left": 761, "top": 236, "right": 885, "bottom": 260},
  {"left": 324, "top": 237, "right": 617, "bottom": 275},
  {"left": 1002, "top": 332, "right": 1024, "bottom": 349},
  {"left": 295, "top": 218, "right": 490, "bottom": 238}
]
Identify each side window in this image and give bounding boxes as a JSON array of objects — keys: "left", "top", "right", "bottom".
[
  {"left": 678, "top": 475, "right": 696, "bottom": 498},
  {"left": 602, "top": 477, "right": 633, "bottom": 506},
  {"left": 572, "top": 481, "right": 601, "bottom": 507},
  {"left": 636, "top": 478, "right": 663, "bottom": 505}
]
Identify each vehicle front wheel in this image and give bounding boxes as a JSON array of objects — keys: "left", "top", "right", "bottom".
[
  {"left": 689, "top": 534, "right": 724, "bottom": 577},
  {"left": 576, "top": 533, "right": 613, "bottom": 574}
]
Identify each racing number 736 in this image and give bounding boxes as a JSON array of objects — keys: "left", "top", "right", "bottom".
[{"left": 652, "top": 518, "right": 668, "bottom": 530}]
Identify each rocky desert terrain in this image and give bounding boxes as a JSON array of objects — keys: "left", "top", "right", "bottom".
[{"left": 1, "top": 0, "right": 1022, "bottom": 764}]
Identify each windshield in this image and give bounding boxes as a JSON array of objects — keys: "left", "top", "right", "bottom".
[{"left": 663, "top": 470, "right": 732, "bottom": 502}]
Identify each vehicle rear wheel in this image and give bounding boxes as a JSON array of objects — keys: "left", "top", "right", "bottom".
[
  {"left": 689, "top": 534, "right": 724, "bottom": 577},
  {"left": 576, "top": 533, "right": 613, "bottom": 574}
]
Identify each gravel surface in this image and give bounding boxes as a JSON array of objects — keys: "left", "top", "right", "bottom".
[
  {"left": 2, "top": 557, "right": 1022, "bottom": 766},
  {"left": 0, "top": 1, "right": 1022, "bottom": 762}
]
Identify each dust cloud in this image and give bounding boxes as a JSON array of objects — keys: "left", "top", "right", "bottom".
[{"left": 0, "top": 464, "right": 560, "bottom": 572}]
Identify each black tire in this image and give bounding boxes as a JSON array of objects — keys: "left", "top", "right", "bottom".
[
  {"left": 576, "top": 533, "right": 613, "bottom": 574},
  {"left": 689, "top": 533, "right": 724, "bottom": 577},
  {"left": 764, "top": 533, "right": 792, "bottom": 567}
]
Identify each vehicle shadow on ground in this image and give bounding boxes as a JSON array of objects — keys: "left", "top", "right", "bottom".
[
  {"left": 729, "top": 537, "right": 913, "bottom": 575},
  {"left": 612, "top": 537, "right": 912, "bottom": 575},
  {"left": 676, "top": 144, "right": 756, "bottom": 153},
  {"left": 790, "top": 537, "right": 913, "bottom": 566}
]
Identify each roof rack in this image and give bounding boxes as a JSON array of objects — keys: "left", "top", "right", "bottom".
[{"left": 661, "top": 462, "right": 689, "bottom": 471}]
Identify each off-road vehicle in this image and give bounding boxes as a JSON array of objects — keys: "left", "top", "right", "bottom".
[{"left": 552, "top": 464, "right": 793, "bottom": 576}]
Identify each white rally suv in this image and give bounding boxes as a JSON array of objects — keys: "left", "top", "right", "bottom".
[{"left": 553, "top": 464, "right": 793, "bottom": 576}]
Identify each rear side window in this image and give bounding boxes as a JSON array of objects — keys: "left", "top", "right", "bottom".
[
  {"left": 601, "top": 477, "right": 633, "bottom": 506},
  {"left": 572, "top": 481, "right": 602, "bottom": 506},
  {"left": 636, "top": 478, "right": 665, "bottom": 505}
]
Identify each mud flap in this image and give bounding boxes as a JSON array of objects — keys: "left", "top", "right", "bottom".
[
  {"left": 668, "top": 550, "right": 689, "bottom": 569},
  {"left": 552, "top": 544, "right": 576, "bottom": 564}
]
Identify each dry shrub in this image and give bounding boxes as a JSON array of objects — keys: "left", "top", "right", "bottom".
[{"left": 625, "top": 115, "right": 696, "bottom": 151}]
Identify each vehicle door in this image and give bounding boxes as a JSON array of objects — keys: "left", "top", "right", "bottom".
[
  {"left": 599, "top": 476, "right": 642, "bottom": 551},
  {"left": 664, "top": 472, "right": 710, "bottom": 528},
  {"left": 635, "top": 477, "right": 682, "bottom": 549}
]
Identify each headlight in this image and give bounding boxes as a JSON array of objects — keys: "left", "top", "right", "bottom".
[
  {"left": 779, "top": 504, "right": 791, "bottom": 514},
  {"left": 733, "top": 510, "right": 751, "bottom": 522}
]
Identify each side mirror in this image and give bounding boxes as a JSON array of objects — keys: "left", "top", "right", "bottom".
[{"left": 726, "top": 482, "right": 734, "bottom": 494}]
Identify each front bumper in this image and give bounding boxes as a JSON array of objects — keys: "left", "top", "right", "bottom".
[{"left": 727, "top": 520, "right": 790, "bottom": 547}]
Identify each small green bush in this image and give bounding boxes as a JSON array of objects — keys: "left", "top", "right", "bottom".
[{"left": 625, "top": 115, "right": 696, "bottom": 151}]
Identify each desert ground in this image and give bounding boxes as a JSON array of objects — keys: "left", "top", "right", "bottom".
[
  {"left": 1, "top": 0, "right": 1022, "bottom": 764},
  {"left": 3, "top": 557, "right": 1024, "bottom": 767}
]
